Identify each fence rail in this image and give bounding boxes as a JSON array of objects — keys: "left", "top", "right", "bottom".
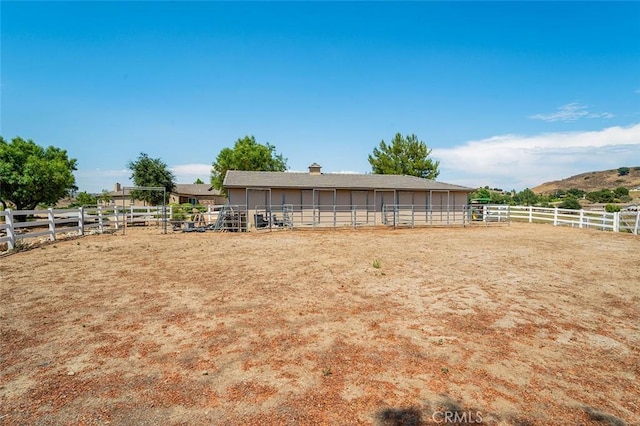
[
  {"left": 490, "top": 205, "right": 639, "bottom": 233},
  {"left": 1, "top": 203, "right": 638, "bottom": 250}
]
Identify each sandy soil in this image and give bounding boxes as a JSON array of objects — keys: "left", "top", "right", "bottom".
[{"left": 1, "top": 223, "right": 639, "bottom": 425}]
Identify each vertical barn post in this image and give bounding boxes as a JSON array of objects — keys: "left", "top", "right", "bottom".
[
  {"left": 47, "top": 208, "right": 56, "bottom": 241},
  {"left": 5, "top": 209, "right": 16, "bottom": 250}
]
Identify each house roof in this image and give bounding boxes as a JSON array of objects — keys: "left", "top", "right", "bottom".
[
  {"left": 174, "top": 184, "right": 222, "bottom": 196},
  {"left": 107, "top": 184, "right": 221, "bottom": 197},
  {"left": 223, "top": 171, "right": 474, "bottom": 192}
]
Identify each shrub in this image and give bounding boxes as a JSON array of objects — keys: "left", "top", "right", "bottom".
[
  {"left": 605, "top": 204, "right": 621, "bottom": 213},
  {"left": 617, "top": 167, "right": 630, "bottom": 176},
  {"left": 558, "top": 197, "right": 582, "bottom": 210},
  {"left": 586, "top": 189, "right": 615, "bottom": 203},
  {"left": 567, "top": 188, "right": 585, "bottom": 198},
  {"left": 614, "top": 187, "right": 629, "bottom": 197}
]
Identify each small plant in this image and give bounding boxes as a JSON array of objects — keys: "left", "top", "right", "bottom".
[
  {"left": 322, "top": 367, "right": 332, "bottom": 377},
  {"left": 441, "top": 367, "right": 449, "bottom": 374},
  {"left": 10, "top": 239, "right": 30, "bottom": 253},
  {"left": 437, "top": 338, "right": 444, "bottom": 346},
  {"left": 372, "top": 259, "right": 381, "bottom": 269}
]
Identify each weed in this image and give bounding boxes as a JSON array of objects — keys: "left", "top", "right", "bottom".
[
  {"left": 372, "top": 259, "right": 381, "bottom": 269},
  {"left": 322, "top": 367, "right": 332, "bottom": 377},
  {"left": 11, "top": 240, "right": 30, "bottom": 253},
  {"left": 441, "top": 367, "right": 449, "bottom": 374}
]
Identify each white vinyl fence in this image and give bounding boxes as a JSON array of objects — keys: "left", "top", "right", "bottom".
[
  {"left": 0, "top": 205, "right": 167, "bottom": 250},
  {"left": 1, "top": 204, "right": 638, "bottom": 250},
  {"left": 484, "top": 205, "right": 639, "bottom": 235}
]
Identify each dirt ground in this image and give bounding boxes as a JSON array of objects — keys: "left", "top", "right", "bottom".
[{"left": 1, "top": 223, "right": 639, "bottom": 425}]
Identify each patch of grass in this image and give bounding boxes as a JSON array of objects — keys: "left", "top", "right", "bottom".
[
  {"left": 11, "top": 240, "right": 30, "bottom": 253},
  {"left": 372, "top": 259, "right": 381, "bottom": 269},
  {"left": 322, "top": 367, "right": 332, "bottom": 377}
]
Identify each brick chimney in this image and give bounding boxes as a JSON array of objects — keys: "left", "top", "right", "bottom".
[
  {"left": 114, "top": 182, "right": 121, "bottom": 192},
  {"left": 308, "top": 163, "right": 322, "bottom": 175}
]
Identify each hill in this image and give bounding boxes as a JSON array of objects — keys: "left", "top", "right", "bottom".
[{"left": 532, "top": 167, "right": 640, "bottom": 195}]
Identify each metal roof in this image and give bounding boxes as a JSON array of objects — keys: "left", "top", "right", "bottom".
[{"left": 223, "top": 171, "right": 474, "bottom": 192}]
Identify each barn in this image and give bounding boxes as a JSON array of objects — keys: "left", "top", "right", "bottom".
[{"left": 223, "top": 164, "right": 474, "bottom": 229}]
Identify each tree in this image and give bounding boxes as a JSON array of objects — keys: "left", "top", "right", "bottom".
[
  {"left": 566, "top": 188, "right": 585, "bottom": 198},
  {"left": 586, "top": 189, "right": 614, "bottom": 203},
  {"left": 0, "top": 136, "right": 77, "bottom": 214},
  {"left": 368, "top": 133, "right": 440, "bottom": 179},
  {"left": 617, "top": 167, "right": 630, "bottom": 176},
  {"left": 513, "top": 188, "right": 538, "bottom": 206},
  {"left": 126, "top": 153, "right": 176, "bottom": 205},
  {"left": 194, "top": 178, "right": 205, "bottom": 184},
  {"left": 614, "top": 186, "right": 629, "bottom": 198},
  {"left": 558, "top": 197, "right": 582, "bottom": 210},
  {"left": 97, "top": 189, "right": 112, "bottom": 205},
  {"left": 211, "top": 136, "right": 288, "bottom": 191},
  {"left": 69, "top": 191, "right": 97, "bottom": 207}
]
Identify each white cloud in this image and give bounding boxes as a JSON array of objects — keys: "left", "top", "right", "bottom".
[
  {"left": 170, "top": 163, "right": 211, "bottom": 184},
  {"left": 433, "top": 124, "right": 640, "bottom": 190},
  {"left": 170, "top": 163, "right": 211, "bottom": 176},
  {"left": 530, "top": 102, "right": 614, "bottom": 122}
]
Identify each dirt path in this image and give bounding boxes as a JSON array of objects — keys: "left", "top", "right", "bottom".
[{"left": 1, "top": 223, "right": 639, "bottom": 425}]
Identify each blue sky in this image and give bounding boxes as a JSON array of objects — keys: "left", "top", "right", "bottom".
[{"left": 2, "top": 1, "right": 639, "bottom": 193}]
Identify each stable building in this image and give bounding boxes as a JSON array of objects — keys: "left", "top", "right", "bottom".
[{"left": 223, "top": 164, "right": 474, "bottom": 229}]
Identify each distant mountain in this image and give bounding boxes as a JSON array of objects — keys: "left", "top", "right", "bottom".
[{"left": 532, "top": 167, "right": 640, "bottom": 195}]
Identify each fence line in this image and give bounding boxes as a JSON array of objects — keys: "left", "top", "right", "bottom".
[
  {"left": 1, "top": 204, "right": 638, "bottom": 250},
  {"left": 490, "top": 205, "right": 637, "bottom": 233}
]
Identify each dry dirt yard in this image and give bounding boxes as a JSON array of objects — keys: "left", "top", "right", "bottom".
[{"left": 1, "top": 223, "right": 639, "bottom": 425}]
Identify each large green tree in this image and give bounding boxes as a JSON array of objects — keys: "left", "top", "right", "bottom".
[
  {"left": 126, "top": 153, "right": 176, "bottom": 205},
  {"left": 512, "top": 188, "right": 539, "bottom": 206},
  {"left": 211, "top": 136, "right": 288, "bottom": 191},
  {"left": 0, "top": 136, "right": 77, "bottom": 212},
  {"left": 368, "top": 133, "right": 440, "bottom": 179}
]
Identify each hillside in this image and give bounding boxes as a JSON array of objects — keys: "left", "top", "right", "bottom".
[{"left": 532, "top": 167, "right": 640, "bottom": 195}]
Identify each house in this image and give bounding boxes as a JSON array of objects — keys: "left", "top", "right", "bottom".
[
  {"left": 223, "top": 163, "right": 474, "bottom": 228},
  {"left": 105, "top": 183, "right": 226, "bottom": 206},
  {"left": 168, "top": 184, "right": 226, "bottom": 206}
]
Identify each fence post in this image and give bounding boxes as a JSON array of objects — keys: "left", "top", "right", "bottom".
[
  {"left": 553, "top": 207, "right": 558, "bottom": 226},
  {"left": 47, "top": 208, "right": 56, "bottom": 241},
  {"left": 129, "top": 204, "right": 134, "bottom": 224},
  {"left": 98, "top": 206, "right": 103, "bottom": 233},
  {"left": 5, "top": 209, "right": 15, "bottom": 250},
  {"left": 579, "top": 209, "right": 584, "bottom": 229},
  {"left": 635, "top": 210, "right": 640, "bottom": 236},
  {"left": 78, "top": 206, "right": 85, "bottom": 236},
  {"left": 411, "top": 204, "right": 418, "bottom": 228},
  {"left": 529, "top": 206, "right": 533, "bottom": 223},
  {"left": 113, "top": 205, "right": 119, "bottom": 230},
  {"left": 352, "top": 206, "right": 356, "bottom": 229},
  {"left": 613, "top": 212, "right": 620, "bottom": 233}
]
